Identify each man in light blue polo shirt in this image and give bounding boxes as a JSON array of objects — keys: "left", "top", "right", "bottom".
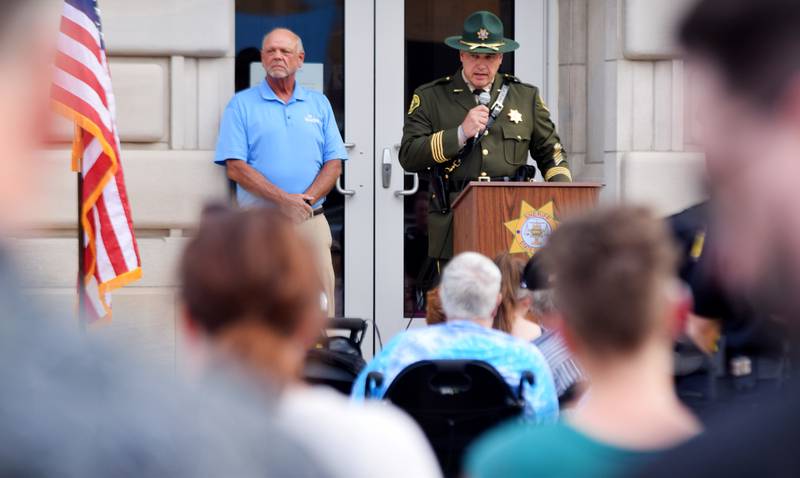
[{"left": 215, "top": 28, "right": 347, "bottom": 316}]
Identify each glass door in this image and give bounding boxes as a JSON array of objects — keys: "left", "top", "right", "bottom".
[{"left": 372, "top": 0, "right": 558, "bottom": 348}]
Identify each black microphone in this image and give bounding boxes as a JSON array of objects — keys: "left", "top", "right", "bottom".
[{"left": 474, "top": 91, "right": 492, "bottom": 141}]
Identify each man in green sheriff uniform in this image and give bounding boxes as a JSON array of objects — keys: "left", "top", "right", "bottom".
[{"left": 400, "top": 11, "right": 572, "bottom": 262}]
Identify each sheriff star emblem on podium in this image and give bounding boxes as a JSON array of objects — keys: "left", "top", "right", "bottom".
[{"left": 504, "top": 200, "right": 559, "bottom": 256}]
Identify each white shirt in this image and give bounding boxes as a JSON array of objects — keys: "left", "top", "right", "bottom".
[{"left": 279, "top": 386, "right": 442, "bottom": 478}]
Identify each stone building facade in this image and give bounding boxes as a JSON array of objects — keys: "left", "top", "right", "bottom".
[{"left": 14, "top": 0, "right": 706, "bottom": 365}]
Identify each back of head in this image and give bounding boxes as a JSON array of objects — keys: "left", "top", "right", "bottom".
[
  {"left": 545, "top": 207, "right": 678, "bottom": 356},
  {"left": 180, "top": 205, "right": 322, "bottom": 338},
  {"left": 0, "top": 0, "right": 41, "bottom": 40},
  {"left": 439, "top": 252, "right": 501, "bottom": 322},
  {"left": 0, "top": 313, "right": 325, "bottom": 478},
  {"left": 493, "top": 253, "right": 528, "bottom": 333},
  {"left": 680, "top": 0, "right": 800, "bottom": 108},
  {"left": 522, "top": 254, "right": 557, "bottom": 318}
]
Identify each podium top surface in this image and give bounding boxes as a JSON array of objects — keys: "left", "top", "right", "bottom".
[{"left": 452, "top": 181, "right": 603, "bottom": 209}]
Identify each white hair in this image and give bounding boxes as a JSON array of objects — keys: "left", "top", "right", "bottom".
[
  {"left": 439, "top": 252, "right": 502, "bottom": 321},
  {"left": 262, "top": 28, "right": 304, "bottom": 54}
]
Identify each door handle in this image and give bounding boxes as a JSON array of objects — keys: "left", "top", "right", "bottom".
[
  {"left": 394, "top": 172, "right": 419, "bottom": 197},
  {"left": 381, "top": 147, "right": 392, "bottom": 189},
  {"left": 336, "top": 176, "right": 355, "bottom": 197},
  {"left": 336, "top": 142, "right": 356, "bottom": 196}
]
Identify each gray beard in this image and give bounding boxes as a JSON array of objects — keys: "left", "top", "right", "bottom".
[{"left": 267, "top": 69, "right": 290, "bottom": 79}]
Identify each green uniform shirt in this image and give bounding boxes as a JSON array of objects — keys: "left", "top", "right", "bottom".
[{"left": 399, "top": 70, "right": 572, "bottom": 259}]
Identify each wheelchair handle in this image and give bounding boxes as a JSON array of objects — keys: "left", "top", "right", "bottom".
[
  {"left": 365, "top": 371, "right": 384, "bottom": 398},
  {"left": 517, "top": 371, "right": 535, "bottom": 398},
  {"left": 325, "top": 318, "right": 368, "bottom": 346}
]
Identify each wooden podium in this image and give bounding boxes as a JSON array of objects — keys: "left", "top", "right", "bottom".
[{"left": 452, "top": 182, "right": 602, "bottom": 257}]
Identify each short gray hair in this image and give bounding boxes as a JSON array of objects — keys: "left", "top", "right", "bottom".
[
  {"left": 439, "top": 252, "right": 501, "bottom": 321},
  {"left": 262, "top": 28, "right": 305, "bottom": 54},
  {"left": 530, "top": 289, "right": 557, "bottom": 317}
]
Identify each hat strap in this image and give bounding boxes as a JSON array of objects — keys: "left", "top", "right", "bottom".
[{"left": 459, "top": 40, "right": 505, "bottom": 51}]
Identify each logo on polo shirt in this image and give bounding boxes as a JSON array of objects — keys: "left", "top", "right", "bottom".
[{"left": 304, "top": 113, "right": 322, "bottom": 125}]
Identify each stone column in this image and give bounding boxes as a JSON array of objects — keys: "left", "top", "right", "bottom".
[{"left": 559, "top": 0, "right": 705, "bottom": 215}]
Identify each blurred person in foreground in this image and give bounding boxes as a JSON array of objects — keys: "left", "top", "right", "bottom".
[
  {"left": 493, "top": 253, "right": 542, "bottom": 341},
  {"left": 523, "top": 254, "right": 586, "bottom": 406},
  {"left": 0, "top": 2, "right": 325, "bottom": 477},
  {"left": 668, "top": 201, "right": 789, "bottom": 419},
  {"left": 634, "top": 0, "right": 800, "bottom": 476},
  {"left": 179, "top": 205, "right": 441, "bottom": 478},
  {"left": 467, "top": 207, "right": 701, "bottom": 478},
  {"left": 353, "top": 252, "right": 559, "bottom": 423},
  {"left": 0, "top": 1, "right": 51, "bottom": 236}
]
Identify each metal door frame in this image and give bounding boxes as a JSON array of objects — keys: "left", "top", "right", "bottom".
[{"left": 345, "top": 0, "right": 559, "bottom": 356}]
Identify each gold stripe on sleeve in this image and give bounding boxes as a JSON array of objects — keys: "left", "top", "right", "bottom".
[
  {"left": 430, "top": 132, "right": 440, "bottom": 162},
  {"left": 431, "top": 131, "right": 448, "bottom": 163},
  {"left": 437, "top": 131, "right": 448, "bottom": 162},
  {"left": 544, "top": 166, "right": 573, "bottom": 182}
]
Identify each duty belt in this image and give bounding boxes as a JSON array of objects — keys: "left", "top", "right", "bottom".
[{"left": 447, "top": 172, "right": 536, "bottom": 190}]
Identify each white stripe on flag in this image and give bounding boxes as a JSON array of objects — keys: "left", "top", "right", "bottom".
[
  {"left": 82, "top": 137, "right": 103, "bottom": 174},
  {"left": 98, "top": 50, "right": 119, "bottom": 125},
  {"left": 84, "top": 275, "right": 107, "bottom": 319},
  {"left": 101, "top": 178, "right": 139, "bottom": 272},
  {"left": 53, "top": 68, "right": 112, "bottom": 131}
]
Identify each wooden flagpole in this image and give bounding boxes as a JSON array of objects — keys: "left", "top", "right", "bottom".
[{"left": 77, "top": 170, "right": 86, "bottom": 331}]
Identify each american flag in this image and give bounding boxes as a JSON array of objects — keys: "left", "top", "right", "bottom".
[{"left": 52, "top": 0, "right": 141, "bottom": 323}]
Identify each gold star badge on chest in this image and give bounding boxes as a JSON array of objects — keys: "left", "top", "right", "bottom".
[{"left": 508, "top": 109, "right": 523, "bottom": 124}]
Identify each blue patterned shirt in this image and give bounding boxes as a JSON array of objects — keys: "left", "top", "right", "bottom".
[{"left": 351, "top": 321, "right": 559, "bottom": 423}]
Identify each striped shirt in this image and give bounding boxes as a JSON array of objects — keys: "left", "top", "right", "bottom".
[{"left": 534, "top": 329, "right": 585, "bottom": 398}]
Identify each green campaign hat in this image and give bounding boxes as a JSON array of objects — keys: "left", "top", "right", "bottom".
[{"left": 444, "top": 11, "right": 520, "bottom": 54}]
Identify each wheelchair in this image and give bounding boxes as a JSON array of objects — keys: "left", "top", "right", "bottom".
[
  {"left": 365, "top": 359, "right": 534, "bottom": 478},
  {"left": 303, "top": 318, "right": 367, "bottom": 395}
]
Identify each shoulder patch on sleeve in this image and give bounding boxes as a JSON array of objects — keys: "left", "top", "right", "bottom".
[{"left": 408, "top": 94, "right": 421, "bottom": 115}]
